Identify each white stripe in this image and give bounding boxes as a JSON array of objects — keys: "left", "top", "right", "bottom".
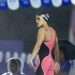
[
  {"left": 7, "top": 0, "right": 19, "bottom": 10},
  {"left": 71, "top": 0, "right": 75, "bottom": 5},
  {"left": 5, "top": 51, "right": 11, "bottom": 63},
  {"left": 30, "top": 0, "right": 42, "bottom": 8},
  {"left": 0, "top": 51, "right": 3, "bottom": 63},
  {"left": 51, "top": 0, "right": 62, "bottom": 7},
  {"left": 13, "top": 52, "right": 19, "bottom": 58}
]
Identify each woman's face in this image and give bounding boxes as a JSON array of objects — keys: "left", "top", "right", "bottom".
[{"left": 36, "top": 15, "right": 46, "bottom": 27}]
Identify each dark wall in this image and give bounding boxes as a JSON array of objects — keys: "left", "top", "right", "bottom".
[{"left": 0, "top": 6, "right": 71, "bottom": 53}]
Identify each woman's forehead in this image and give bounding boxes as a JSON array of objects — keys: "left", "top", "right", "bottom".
[{"left": 36, "top": 15, "right": 44, "bottom": 20}]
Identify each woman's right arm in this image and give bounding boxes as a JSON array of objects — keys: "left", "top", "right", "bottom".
[{"left": 31, "top": 28, "right": 45, "bottom": 60}]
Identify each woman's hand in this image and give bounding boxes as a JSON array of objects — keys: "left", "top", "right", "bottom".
[
  {"left": 33, "top": 55, "right": 40, "bottom": 70},
  {"left": 29, "top": 54, "right": 40, "bottom": 71}
]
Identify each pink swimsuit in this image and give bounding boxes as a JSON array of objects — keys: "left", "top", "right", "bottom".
[{"left": 41, "top": 28, "right": 56, "bottom": 75}]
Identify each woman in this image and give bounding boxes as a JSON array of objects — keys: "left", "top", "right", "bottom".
[{"left": 30, "top": 14, "right": 60, "bottom": 75}]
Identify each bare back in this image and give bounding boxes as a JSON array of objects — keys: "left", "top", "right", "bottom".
[{"left": 44, "top": 27, "right": 56, "bottom": 42}]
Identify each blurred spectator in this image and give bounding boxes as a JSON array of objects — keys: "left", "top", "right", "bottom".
[
  {"left": 59, "top": 40, "right": 75, "bottom": 75},
  {"left": 1, "top": 58, "right": 25, "bottom": 75}
]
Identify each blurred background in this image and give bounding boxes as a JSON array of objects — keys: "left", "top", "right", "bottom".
[{"left": 0, "top": 0, "right": 75, "bottom": 75}]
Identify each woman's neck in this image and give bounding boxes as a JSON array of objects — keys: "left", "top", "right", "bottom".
[
  {"left": 37, "top": 23, "right": 49, "bottom": 30},
  {"left": 44, "top": 24, "right": 49, "bottom": 30}
]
